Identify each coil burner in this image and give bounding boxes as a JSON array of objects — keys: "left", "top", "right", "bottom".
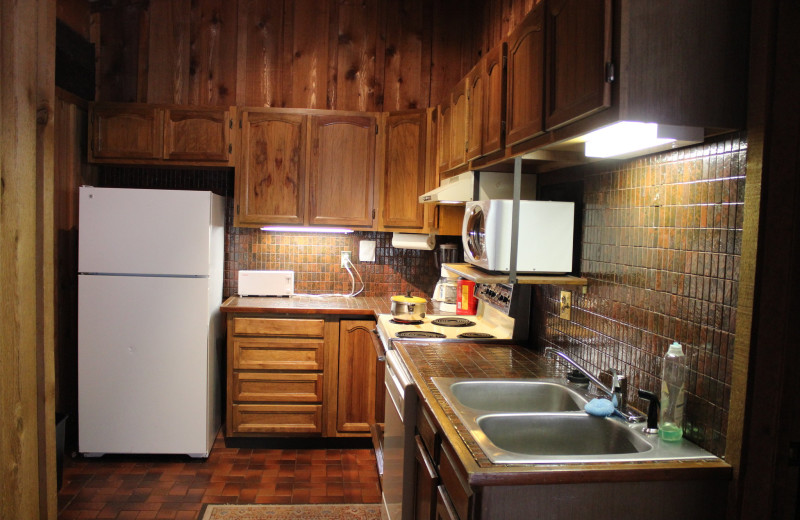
[
  {"left": 390, "top": 318, "right": 424, "bottom": 325},
  {"left": 396, "top": 331, "right": 447, "bottom": 339},
  {"left": 457, "top": 332, "right": 496, "bottom": 339},
  {"left": 431, "top": 317, "right": 475, "bottom": 327}
]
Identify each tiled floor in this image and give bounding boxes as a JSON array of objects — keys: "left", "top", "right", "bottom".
[{"left": 57, "top": 433, "right": 381, "bottom": 519}]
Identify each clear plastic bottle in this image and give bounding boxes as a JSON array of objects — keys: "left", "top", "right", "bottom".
[{"left": 659, "top": 342, "right": 687, "bottom": 441}]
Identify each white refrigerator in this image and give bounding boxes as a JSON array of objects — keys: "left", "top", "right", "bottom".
[{"left": 78, "top": 186, "right": 225, "bottom": 457}]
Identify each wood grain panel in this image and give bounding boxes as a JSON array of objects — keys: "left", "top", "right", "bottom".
[
  {"left": 94, "top": 3, "right": 143, "bottom": 102},
  {"left": 505, "top": 2, "right": 545, "bottom": 146},
  {"left": 146, "top": 0, "right": 190, "bottom": 104},
  {"left": 233, "top": 372, "right": 323, "bottom": 402},
  {"left": 232, "top": 404, "right": 323, "bottom": 433},
  {"left": 188, "top": 0, "right": 237, "bottom": 107},
  {"left": 233, "top": 317, "right": 325, "bottom": 336},
  {"left": 430, "top": 0, "right": 475, "bottom": 106},
  {"left": 238, "top": 0, "right": 284, "bottom": 107},
  {"left": 334, "top": 0, "right": 384, "bottom": 112},
  {"left": 284, "top": 0, "right": 331, "bottom": 109},
  {"left": 163, "top": 107, "right": 231, "bottom": 161},
  {"left": 380, "top": 111, "right": 427, "bottom": 229},
  {"left": 383, "top": 0, "right": 432, "bottom": 110},
  {"left": 336, "top": 320, "right": 380, "bottom": 433}
]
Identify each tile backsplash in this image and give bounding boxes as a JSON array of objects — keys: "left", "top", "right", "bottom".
[{"left": 533, "top": 132, "right": 746, "bottom": 456}]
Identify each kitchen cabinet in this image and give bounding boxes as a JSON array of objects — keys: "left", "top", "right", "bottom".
[
  {"left": 334, "top": 319, "right": 384, "bottom": 435},
  {"left": 227, "top": 316, "right": 329, "bottom": 436},
  {"left": 437, "top": 100, "right": 452, "bottom": 173},
  {"left": 307, "top": 114, "right": 378, "bottom": 228},
  {"left": 465, "top": 63, "right": 483, "bottom": 162},
  {"left": 448, "top": 77, "right": 469, "bottom": 171},
  {"left": 89, "top": 102, "right": 233, "bottom": 166},
  {"left": 378, "top": 110, "right": 431, "bottom": 232},
  {"left": 481, "top": 42, "right": 507, "bottom": 157},
  {"left": 505, "top": 3, "right": 545, "bottom": 147},
  {"left": 226, "top": 312, "right": 381, "bottom": 439},
  {"left": 544, "top": 0, "right": 612, "bottom": 131},
  {"left": 235, "top": 110, "right": 307, "bottom": 226}
]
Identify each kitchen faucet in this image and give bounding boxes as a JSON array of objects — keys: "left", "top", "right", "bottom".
[{"left": 544, "top": 347, "right": 644, "bottom": 423}]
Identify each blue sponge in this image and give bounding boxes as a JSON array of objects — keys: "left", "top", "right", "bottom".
[{"left": 584, "top": 398, "right": 615, "bottom": 417}]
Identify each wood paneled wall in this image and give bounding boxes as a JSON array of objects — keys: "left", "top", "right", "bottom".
[{"left": 91, "top": 0, "right": 541, "bottom": 110}]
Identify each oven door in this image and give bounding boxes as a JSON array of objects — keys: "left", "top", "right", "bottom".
[{"left": 381, "top": 350, "right": 416, "bottom": 520}]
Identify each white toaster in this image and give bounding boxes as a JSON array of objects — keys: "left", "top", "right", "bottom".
[{"left": 237, "top": 270, "right": 294, "bottom": 296}]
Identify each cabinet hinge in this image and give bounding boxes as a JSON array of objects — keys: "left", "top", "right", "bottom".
[
  {"left": 229, "top": 119, "right": 233, "bottom": 129},
  {"left": 375, "top": 124, "right": 378, "bottom": 135},
  {"left": 605, "top": 62, "right": 616, "bottom": 83},
  {"left": 372, "top": 208, "right": 376, "bottom": 219},
  {"left": 228, "top": 143, "right": 232, "bottom": 154},
  {"left": 239, "top": 119, "right": 242, "bottom": 129},
  {"left": 502, "top": 55, "right": 508, "bottom": 71},
  {"left": 236, "top": 204, "right": 240, "bottom": 215}
]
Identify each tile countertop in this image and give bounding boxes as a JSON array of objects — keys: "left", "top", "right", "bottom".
[
  {"left": 393, "top": 340, "right": 733, "bottom": 487},
  {"left": 220, "top": 295, "right": 394, "bottom": 316}
]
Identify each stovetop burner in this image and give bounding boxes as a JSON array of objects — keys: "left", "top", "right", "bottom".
[
  {"left": 396, "top": 331, "right": 447, "bottom": 339},
  {"left": 431, "top": 317, "right": 475, "bottom": 327},
  {"left": 457, "top": 332, "right": 496, "bottom": 339},
  {"left": 390, "top": 318, "right": 424, "bottom": 325}
]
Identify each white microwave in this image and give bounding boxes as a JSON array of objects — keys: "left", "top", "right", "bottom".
[{"left": 462, "top": 200, "right": 575, "bottom": 273}]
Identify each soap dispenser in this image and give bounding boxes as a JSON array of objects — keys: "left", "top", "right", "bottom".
[{"left": 659, "top": 341, "right": 687, "bottom": 441}]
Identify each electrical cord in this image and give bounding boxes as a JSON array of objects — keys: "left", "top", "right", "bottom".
[{"left": 292, "top": 256, "right": 365, "bottom": 298}]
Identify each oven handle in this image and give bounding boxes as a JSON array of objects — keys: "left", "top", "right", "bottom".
[{"left": 371, "top": 328, "right": 386, "bottom": 362}]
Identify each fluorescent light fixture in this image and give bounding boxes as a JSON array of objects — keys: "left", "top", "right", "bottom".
[
  {"left": 260, "top": 226, "right": 353, "bottom": 234},
  {"left": 584, "top": 122, "right": 703, "bottom": 159}
]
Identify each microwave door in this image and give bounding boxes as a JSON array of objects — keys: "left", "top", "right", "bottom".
[{"left": 464, "top": 204, "right": 486, "bottom": 264}]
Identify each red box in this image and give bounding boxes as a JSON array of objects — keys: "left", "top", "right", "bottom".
[{"left": 456, "top": 279, "right": 477, "bottom": 315}]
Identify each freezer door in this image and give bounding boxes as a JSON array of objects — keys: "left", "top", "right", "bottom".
[
  {"left": 79, "top": 187, "right": 220, "bottom": 276},
  {"left": 78, "top": 274, "right": 220, "bottom": 456}
]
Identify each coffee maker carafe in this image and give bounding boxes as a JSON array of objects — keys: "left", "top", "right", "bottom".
[{"left": 433, "top": 243, "right": 461, "bottom": 312}]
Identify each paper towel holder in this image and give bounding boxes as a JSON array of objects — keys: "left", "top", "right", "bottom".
[{"left": 391, "top": 232, "right": 435, "bottom": 250}]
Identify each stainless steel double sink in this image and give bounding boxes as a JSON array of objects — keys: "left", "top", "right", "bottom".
[{"left": 432, "top": 378, "right": 718, "bottom": 464}]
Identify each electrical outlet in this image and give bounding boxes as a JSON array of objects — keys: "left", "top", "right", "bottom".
[
  {"left": 559, "top": 290, "right": 572, "bottom": 320},
  {"left": 341, "top": 251, "right": 351, "bottom": 268}
]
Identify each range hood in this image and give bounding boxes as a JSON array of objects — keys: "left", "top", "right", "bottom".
[{"left": 419, "top": 171, "right": 537, "bottom": 204}]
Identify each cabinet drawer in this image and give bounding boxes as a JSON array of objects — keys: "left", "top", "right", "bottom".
[
  {"left": 417, "top": 404, "right": 440, "bottom": 461},
  {"left": 439, "top": 442, "right": 472, "bottom": 520},
  {"left": 233, "top": 372, "right": 323, "bottom": 402},
  {"left": 233, "top": 317, "right": 325, "bottom": 337},
  {"left": 232, "top": 404, "right": 323, "bottom": 434},
  {"left": 233, "top": 338, "right": 324, "bottom": 370}
]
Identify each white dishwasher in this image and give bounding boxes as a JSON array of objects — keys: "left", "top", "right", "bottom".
[{"left": 381, "top": 349, "right": 417, "bottom": 520}]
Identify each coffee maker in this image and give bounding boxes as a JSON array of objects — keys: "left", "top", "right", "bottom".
[{"left": 433, "top": 243, "right": 461, "bottom": 313}]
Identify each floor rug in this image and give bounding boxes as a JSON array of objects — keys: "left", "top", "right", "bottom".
[{"left": 198, "top": 503, "right": 382, "bottom": 520}]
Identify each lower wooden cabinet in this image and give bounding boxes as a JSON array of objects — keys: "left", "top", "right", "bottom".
[{"left": 226, "top": 314, "right": 381, "bottom": 438}]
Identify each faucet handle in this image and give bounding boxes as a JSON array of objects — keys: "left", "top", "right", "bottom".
[{"left": 637, "top": 389, "right": 660, "bottom": 434}]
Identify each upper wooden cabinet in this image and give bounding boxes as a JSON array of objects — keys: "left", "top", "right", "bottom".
[
  {"left": 505, "top": 3, "right": 546, "bottom": 148},
  {"left": 307, "top": 114, "right": 378, "bottom": 228},
  {"left": 544, "top": 0, "right": 612, "bottom": 131},
  {"left": 89, "top": 103, "right": 233, "bottom": 166},
  {"left": 437, "top": 102, "right": 452, "bottom": 173},
  {"left": 448, "top": 77, "right": 469, "bottom": 171},
  {"left": 482, "top": 42, "right": 507, "bottom": 157},
  {"left": 378, "top": 110, "right": 431, "bottom": 232},
  {"left": 90, "top": 104, "right": 163, "bottom": 160},
  {"left": 235, "top": 110, "right": 306, "bottom": 226},
  {"left": 163, "top": 108, "right": 233, "bottom": 162},
  {"left": 465, "top": 62, "right": 484, "bottom": 162}
]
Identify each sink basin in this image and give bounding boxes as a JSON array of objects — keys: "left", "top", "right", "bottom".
[
  {"left": 447, "top": 380, "right": 585, "bottom": 412},
  {"left": 431, "top": 377, "right": 719, "bottom": 464},
  {"left": 477, "top": 413, "right": 652, "bottom": 458}
]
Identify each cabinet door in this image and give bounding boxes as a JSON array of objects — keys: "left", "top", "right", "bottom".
[
  {"left": 90, "top": 104, "right": 163, "bottom": 160},
  {"left": 465, "top": 63, "right": 484, "bottom": 162},
  {"left": 506, "top": 3, "right": 545, "bottom": 147},
  {"left": 414, "top": 435, "right": 439, "bottom": 520},
  {"left": 448, "top": 77, "right": 469, "bottom": 170},
  {"left": 336, "top": 320, "right": 380, "bottom": 434},
  {"left": 482, "top": 42, "right": 507, "bottom": 156},
  {"left": 544, "top": 0, "right": 612, "bottom": 130},
  {"left": 236, "top": 111, "right": 307, "bottom": 226},
  {"left": 163, "top": 107, "right": 232, "bottom": 162},
  {"left": 379, "top": 111, "right": 428, "bottom": 230},
  {"left": 308, "top": 115, "right": 376, "bottom": 228},
  {"left": 437, "top": 102, "right": 452, "bottom": 173}
]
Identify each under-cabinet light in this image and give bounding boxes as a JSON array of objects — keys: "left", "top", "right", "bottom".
[
  {"left": 584, "top": 122, "right": 703, "bottom": 159},
  {"left": 260, "top": 226, "right": 353, "bottom": 234}
]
